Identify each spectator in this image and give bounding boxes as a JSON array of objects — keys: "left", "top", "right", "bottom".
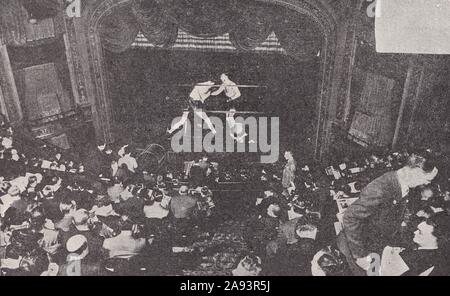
[
  {"left": 102, "top": 220, "right": 146, "bottom": 259},
  {"left": 169, "top": 186, "right": 198, "bottom": 220},
  {"left": 112, "top": 184, "right": 144, "bottom": 223},
  {"left": 311, "top": 246, "right": 348, "bottom": 276},
  {"left": 282, "top": 151, "right": 296, "bottom": 191},
  {"left": 118, "top": 145, "right": 138, "bottom": 173},
  {"left": 58, "top": 234, "right": 103, "bottom": 276},
  {"left": 380, "top": 212, "right": 450, "bottom": 276},
  {"left": 143, "top": 189, "right": 170, "bottom": 219},
  {"left": 66, "top": 209, "right": 104, "bottom": 261},
  {"left": 339, "top": 152, "right": 439, "bottom": 275},
  {"left": 55, "top": 199, "right": 77, "bottom": 232},
  {"left": 232, "top": 254, "right": 262, "bottom": 276}
]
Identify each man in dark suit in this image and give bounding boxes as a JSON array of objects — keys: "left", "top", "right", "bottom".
[
  {"left": 338, "top": 152, "right": 439, "bottom": 275},
  {"left": 170, "top": 186, "right": 198, "bottom": 220},
  {"left": 169, "top": 186, "right": 198, "bottom": 236},
  {"left": 85, "top": 142, "right": 110, "bottom": 178}
]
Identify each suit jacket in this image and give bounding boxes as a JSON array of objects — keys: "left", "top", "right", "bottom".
[
  {"left": 342, "top": 171, "right": 407, "bottom": 258},
  {"left": 85, "top": 149, "right": 109, "bottom": 177}
]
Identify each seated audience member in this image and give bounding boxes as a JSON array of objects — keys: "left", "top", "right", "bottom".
[
  {"left": 266, "top": 216, "right": 319, "bottom": 275},
  {"left": 169, "top": 186, "right": 198, "bottom": 220},
  {"left": 58, "top": 235, "right": 102, "bottom": 276},
  {"left": 112, "top": 184, "right": 145, "bottom": 223},
  {"left": 143, "top": 189, "right": 169, "bottom": 219},
  {"left": 1, "top": 248, "right": 49, "bottom": 276},
  {"left": 107, "top": 177, "right": 126, "bottom": 203},
  {"left": 0, "top": 185, "right": 21, "bottom": 218},
  {"left": 409, "top": 185, "right": 437, "bottom": 215},
  {"left": 255, "top": 187, "right": 288, "bottom": 220},
  {"left": 115, "top": 163, "right": 133, "bottom": 183},
  {"left": 196, "top": 186, "right": 215, "bottom": 222},
  {"left": 380, "top": 212, "right": 450, "bottom": 276},
  {"left": 311, "top": 246, "right": 348, "bottom": 276},
  {"left": 102, "top": 219, "right": 146, "bottom": 259},
  {"left": 443, "top": 185, "right": 450, "bottom": 214},
  {"left": 2, "top": 229, "right": 44, "bottom": 273},
  {"left": 169, "top": 185, "right": 199, "bottom": 239},
  {"left": 118, "top": 146, "right": 138, "bottom": 173},
  {"left": 90, "top": 188, "right": 118, "bottom": 218},
  {"left": 55, "top": 199, "right": 77, "bottom": 232},
  {"left": 66, "top": 209, "right": 104, "bottom": 260},
  {"left": 232, "top": 254, "right": 262, "bottom": 276},
  {"left": 255, "top": 189, "right": 276, "bottom": 216},
  {"left": 248, "top": 204, "right": 283, "bottom": 255},
  {"left": 28, "top": 207, "right": 61, "bottom": 260}
]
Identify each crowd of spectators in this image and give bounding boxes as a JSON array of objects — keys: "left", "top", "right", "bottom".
[{"left": 1, "top": 113, "right": 449, "bottom": 276}]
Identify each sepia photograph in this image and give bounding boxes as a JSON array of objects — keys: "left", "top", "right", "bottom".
[{"left": 0, "top": 0, "right": 449, "bottom": 282}]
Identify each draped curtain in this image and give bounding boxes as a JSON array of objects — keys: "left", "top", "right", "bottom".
[
  {"left": 158, "top": 0, "right": 240, "bottom": 37},
  {"left": 98, "top": 0, "right": 323, "bottom": 61},
  {"left": 131, "top": 0, "right": 178, "bottom": 48},
  {"left": 229, "top": 2, "right": 274, "bottom": 51},
  {"left": 273, "top": 11, "right": 323, "bottom": 60},
  {"left": 99, "top": 7, "right": 140, "bottom": 53}
]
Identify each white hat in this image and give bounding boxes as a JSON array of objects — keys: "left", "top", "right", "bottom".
[
  {"left": 66, "top": 234, "right": 87, "bottom": 253},
  {"left": 179, "top": 185, "right": 189, "bottom": 195}
]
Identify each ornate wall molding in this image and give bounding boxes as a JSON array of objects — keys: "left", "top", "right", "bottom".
[
  {"left": 86, "top": 0, "right": 132, "bottom": 144},
  {"left": 0, "top": 44, "right": 23, "bottom": 124},
  {"left": 85, "top": 0, "right": 342, "bottom": 160},
  {"left": 64, "top": 17, "right": 90, "bottom": 106}
]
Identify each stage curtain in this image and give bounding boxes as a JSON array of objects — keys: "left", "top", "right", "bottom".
[
  {"left": 273, "top": 12, "right": 322, "bottom": 61},
  {"left": 349, "top": 72, "right": 395, "bottom": 147},
  {"left": 97, "top": 0, "right": 321, "bottom": 57},
  {"left": 229, "top": 3, "right": 273, "bottom": 51},
  {"left": 131, "top": 0, "right": 178, "bottom": 47},
  {"left": 157, "top": 0, "right": 240, "bottom": 37},
  {"left": 99, "top": 7, "right": 140, "bottom": 53}
]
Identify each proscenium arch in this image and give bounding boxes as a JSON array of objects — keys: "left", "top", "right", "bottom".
[{"left": 87, "top": 0, "right": 338, "bottom": 160}]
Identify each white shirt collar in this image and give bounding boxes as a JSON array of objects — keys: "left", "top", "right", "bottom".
[{"left": 396, "top": 170, "right": 410, "bottom": 198}]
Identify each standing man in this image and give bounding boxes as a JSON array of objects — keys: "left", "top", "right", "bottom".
[
  {"left": 85, "top": 142, "right": 109, "bottom": 178},
  {"left": 211, "top": 73, "right": 241, "bottom": 109},
  {"left": 338, "top": 152, "right": 439, "bottom": 275},
  {"left": 282, "top": 151, "right": 296, "bottom": 193}
]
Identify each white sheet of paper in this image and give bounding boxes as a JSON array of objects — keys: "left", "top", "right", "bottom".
[
  {"left": 334, "top": 222, "right": 343, "bottom": 235},
  {"left": 380, "top": 246, "right": 409, "bottom": 276},
  {"left": 41, "top": 160, "right": 52, "bottom": 169},
  {"left": 288, "top": 209, "right": 303, "bottom": 220}
]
